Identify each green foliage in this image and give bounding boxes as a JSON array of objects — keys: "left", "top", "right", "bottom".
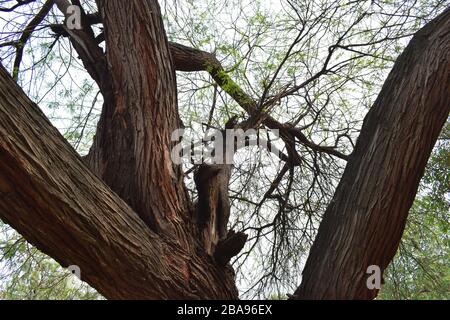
[
  {"left": 379, "top": 124, "right": 450, "bottom": 300},
  {"left": 0, "top": 225, "right": 102, "bottom": 300}
]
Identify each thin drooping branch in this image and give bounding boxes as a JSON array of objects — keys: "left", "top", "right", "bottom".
[
  {"left": 12, "top": 0, "right": 55, "bottom": 81},
  {"left": 292, "top": 8, "right": 450, "bottom": 299},
  {"left": 0, "top": 63, "right": 238, "bottom": 299}
]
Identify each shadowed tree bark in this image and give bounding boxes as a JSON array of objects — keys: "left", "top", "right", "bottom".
[{"left": 0, "top": 1, "right": 448, "bottom": 299}]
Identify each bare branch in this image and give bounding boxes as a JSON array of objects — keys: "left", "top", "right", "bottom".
[
  {"left": 12, "top": 0, "right": 55, "bottom": 81},
  {"left": 0, "top": 0, "right": 36, "bottom": 12},
  {"left": 169, "top": 42, "right": 350, "bottom": 162}
]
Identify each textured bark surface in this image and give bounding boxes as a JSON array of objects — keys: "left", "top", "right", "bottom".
[
  {"left": 0, "top": 0, "right": 448, "bottom": 300},
  {"left": 293, "top": 8, "right": 450, "bottom": 299},
  {"left": 0, "top": 64, "right": 238, "bottom": 299},
  {"left": 194, "top": 164, "right": 232, "bottom": 255},
  {"left": 85, "top": 0, "right": 190, "bottom": 237}
]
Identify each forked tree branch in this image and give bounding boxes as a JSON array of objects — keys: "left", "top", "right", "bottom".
[
  {"left": 47, "top": 7, "right": 349, "bottom": 163},
  {"left": 53, "top": 0, "right": 111, "bottom": 95},
  {"left": 169, "top": 42, "right": 350, "bottom": 162},
  {"left": 0, "top": 63, "right": 238, "bottom": 299}
]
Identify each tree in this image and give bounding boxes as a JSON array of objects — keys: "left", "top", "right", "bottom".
[{"left": 0, "top": 0, "right": 449, "bottom": 299}]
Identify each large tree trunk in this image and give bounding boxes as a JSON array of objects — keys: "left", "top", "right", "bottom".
[
  {"left": 84, "top": 0, "right": 190, "bottom": 236},
  {"left": 0, "top": 0, "right": 240, "bottom": 300},
  {"left": 292, "top": 8, "right": 450, "bottom": 299},
  {"left": 0, "top": 62, "right": 238, "bottom": 299},
  {"left": 0, "top": 0, "right": 448, "bottom": 300}
]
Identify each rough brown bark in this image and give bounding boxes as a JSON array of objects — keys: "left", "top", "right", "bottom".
[
  {"left": 292, "top": 8, "right": 450, "bottom": 299},
  {"left": 0, "top": 64, "right": 238, "bottom": 299},
  {"left": 84, "top": 0, "right": 190, "bottom": 237},
  {"left": 81, "top": 0, "right": 242, "bottom": 273},
  {"left": 0, "top": 0, "right": 242, "bottom": 300}
]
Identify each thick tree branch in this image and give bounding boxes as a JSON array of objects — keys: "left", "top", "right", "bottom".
[
  {"left": 169, "top": 42, "right": 350, "bottom": 162},
  {"left": 52, "top": 0, "right": 111, "bottom": 95},
  {"left": 82, "top": 0, "right": 192, "bottom": 235},
  {"left": 0, "top": 63, "right": 238, "bottom": 299}
]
